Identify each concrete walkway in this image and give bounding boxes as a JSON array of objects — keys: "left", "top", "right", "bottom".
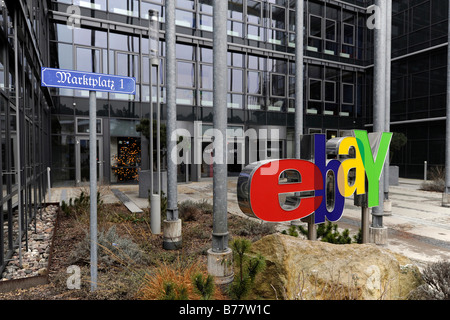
[{"left": 48, "top": 178, "right": 450, "bottom": 270}]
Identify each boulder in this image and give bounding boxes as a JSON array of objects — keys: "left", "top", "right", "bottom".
[{"left": 251, "top": 234, "right": 422, "bottom": 300}]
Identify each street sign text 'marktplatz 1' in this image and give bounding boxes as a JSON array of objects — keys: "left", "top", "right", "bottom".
[{"left": 41, "top": 67, "right": 136, "bottom": 95}]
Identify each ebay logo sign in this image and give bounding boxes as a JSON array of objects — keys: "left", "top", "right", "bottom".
[{"left": 237, "top": 130, "right": 393, "bottom": 225}]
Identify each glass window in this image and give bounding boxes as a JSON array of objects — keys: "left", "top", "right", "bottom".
[
  {"left": 200, "top": 90, "right": 213, "bottom": 107},
  {"left": 309, "top": 15, "right": 322, "bottom": 38},
  {"left": 176, "top": 9, "right": 195, "bottom": 27},
  {"left": 200, "top": 47, "right": 213, "bottom": 63},
  {"left": 177, "top": 62, "right": 195, "bottom": 88},
  {"left": 74, "top": 28, "right": 107, "bottom": 48},
  {"left": 227, "top": 94, "right": 243, "bottom": 109},
  {"left": 228, "top": 0, "right": 243, "bottom": 20},
  {"left": 109, "top": 0, "right": 139, "bottom": 17},
  {"left": 76, "top": 47, "right": 100, "bottom": 73},
  {"left": 247, "top": 0, "right": 262, "bottom": 24},
  {"left": 343, "top": 24, "right": 354, "bottom": 45},
  {"left": 109, "top": 32, "right": 139, "bottom": 52},
  {"left": 271, "top": 5, "right": 286, "bottom": 30},
  {"left": 141, "top": 1, "right": 165, "bottom": 22},
  {"left": 176, "top": 43, "right": 196, "bottom": 60},
  {"left": 51, "top": 116, "right": 74, "bottom": 134},
  {"left": 110, "top": 119, "right": 140, "bottom": 137},
  {"left": 247, "top": 95, "right": 264, "bottom": 110},
  {"left": 248, "top": 55, "right": 264, "bottom": 70},
  {"left": 288, "top": 9, "right": 295, "bottom": 32},
  {"left": 324, "top": 81, "right": 336, "bottom": 103},
  {"left": 56, "top": 43, "right": 73, "bottom": 70},
  {"left": 227, "top": 20, "right": 243, "bottom": 37},
  {"left": 227, "top": 52, "right": 243, "bottom": 67},
  {"left": 200, "top": 64, "right": 213, "bottom": 90},
  {"left": 177, "top": 0, "right": 195, "bottom": 10},
  {"left": 247, "top": 24, "right": 263, "bottom": 41},
  {"left": 199, "top": 14, "right": 213, "bottom": 31},
  {"left": 117, "top": 53, "right": 139, "bottom": 79},
  {"left": 74, "top": 0, "right": 106, "bottom": 10},
  {"left": 199, "top": 0, "right": 213, "bottom": 13},
  {"left": 271, "top": 74, "right": 285, "bottom": 97},
  {"left": 51, "top": 135, "right": 76, "bottom": 168},
  {"left": 247, "top": 71, "right": 262, "bottom": 95},
  {"left": 309, "top": 79, "right": 322, "bottom": 101},
  {"left": 176, "top": 89, "right": 195, "bottom": 105},
  {"left": 77, "top": 118, "right": 102, "bottom": 134},
  {"left": 342, "top": 83, "right": 354, "bottom": 104},
  {"left": 228, "top": 68, "right": 243, "bottom": 92},
  {"left": 325, "top": 19, "right": 336, "bottom": 41},
  {"left": 55, "top": 23, "right": 73, "bottom": 43}
]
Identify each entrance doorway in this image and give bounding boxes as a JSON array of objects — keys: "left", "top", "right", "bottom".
[{"left": 76, "top": 137, "right": 103, "bottom": 186}]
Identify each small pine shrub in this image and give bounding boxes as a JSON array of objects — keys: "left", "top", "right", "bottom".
[
  {"left": 192, "top": 273, "right": 215, "bottom": 300},
  {"left": 229, "top": 238, "right": 266, "bottom": 300},
  {"left": 298, "top": 221, "right": 353, "bottom": 244},
  {"left": 162, "top": 281, "right": 189, "bottom": 300},
  {"left": 281, "top": 225, "right": 299, "bottom": 237}
]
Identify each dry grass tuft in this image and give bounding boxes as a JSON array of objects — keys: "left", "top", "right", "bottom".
[{"left": 136, "top": 259, "right": 225, "bottom": 300}]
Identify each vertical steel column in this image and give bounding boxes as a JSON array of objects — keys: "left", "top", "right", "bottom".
[
  {"left": 149, "top": 10, "right": 161, "bottom": 235},
  {"left": 165, "top": 2, "right": 178, "bottom": 220},
  {"left": 14, "top": 9, "right": 23, "bottom": 267},
  {"left": 163, "top": 1, "right": 182, "bottom": 250},
  {"left": 384, "top": 0, "right": 392, "bottom": 203},
  {"left": 212, "top": 0, "right": 228, "bottom": 252},
  {"left": 89, "top": 90, "right": 98, "bottom": 291},
  {"left": 372, "top": 0, "right": 386, "bottom": 225},
  {"left": 445, "top": 1, "right": 450, "bottom": 196},
  {"left": 295, "top": 0, "right": 304, "bottom": 158}
]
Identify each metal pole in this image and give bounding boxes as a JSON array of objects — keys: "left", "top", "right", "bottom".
[
  {"left": 384, "top": 0, "right": 392, "bottom": 202},
  {"left": 445, "top": 1, "right": 450, "bottom": 196},
  {"left": 163, "top": 2, "right": 181, "bottom": 249},
  {"left": 295, "top": 0, "right": 304, "bottom": 158},
  {"left": 424, "top": 161, "right": 428, "bottom": 182},
  {"left": 164, "top": 2, "right": 178, "bottom": 219},
  {"left": 372, "top": 0, "right": 386, "bottom": 226},
  {"left": 361, "top": 207, "right": 369, "bottom": 244},
  {"left": 149, "top": 61, "right": 154, "bottom": 198},
  {"left": 47, "top": 167, "right": 51, "bottom": 202},
  {"left": 149, "top": 10, "right": 161, "bottom": 235},
  {"left": 156, "top": 63, "right": 161, "bottom": 196},
  {"left": 212, "top": 0, "right": 228, "bottom": 253},
  {"left": 89, "top": 90, "right": 98, "bottom": 291},
  {"left": 14, "top": 9, "right": 22, "bottom": 268}
]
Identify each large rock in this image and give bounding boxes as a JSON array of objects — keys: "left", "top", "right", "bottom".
[{"left": 251, "top": 234, "right": 422, "bottom": 300}]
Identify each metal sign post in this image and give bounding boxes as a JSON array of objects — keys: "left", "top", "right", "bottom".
[
  {"left": 89, "top": 90, "right": 98, "bottom": 291},
  {"left": 42, "top": 68, "right": 135, "bottom": 291}
]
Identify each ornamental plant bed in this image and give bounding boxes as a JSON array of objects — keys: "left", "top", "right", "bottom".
[{"left": 0, "top": 198, "right": 276, "bottom": 300}]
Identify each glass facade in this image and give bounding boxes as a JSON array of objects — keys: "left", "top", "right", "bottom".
[
  {"left": 48, "top": 0, "right": 371, "bottom": 186},
  {"left": 44, "top": 0, "right": 448, "bottom": 183},
  {"left": 1, "top": 0, "right": 53, "bottom": 276},
  {"left": 390, "top": 0, "right": 449, "bottom": 178}
]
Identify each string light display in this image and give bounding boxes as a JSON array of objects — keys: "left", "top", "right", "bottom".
[{"left": 111, "top": 137, "right": 141, "bottom": 181}]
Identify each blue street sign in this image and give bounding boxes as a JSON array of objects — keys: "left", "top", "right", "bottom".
[{"left": 41, "top": 67, "right": 136, "bottom": 95}]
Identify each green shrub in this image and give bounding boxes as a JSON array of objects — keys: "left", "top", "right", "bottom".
[
  {"left": 192, "top": 273, "right": 215, "bottom": 300},
  {"left": 297, "top": 221, "right": 353, "bottom": 244},
  {"left": 162, "top": 281, "right": 189, "bottom": 300},
  {"left": 229, "top": 238, "right": 266, "bottom": 300}
]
